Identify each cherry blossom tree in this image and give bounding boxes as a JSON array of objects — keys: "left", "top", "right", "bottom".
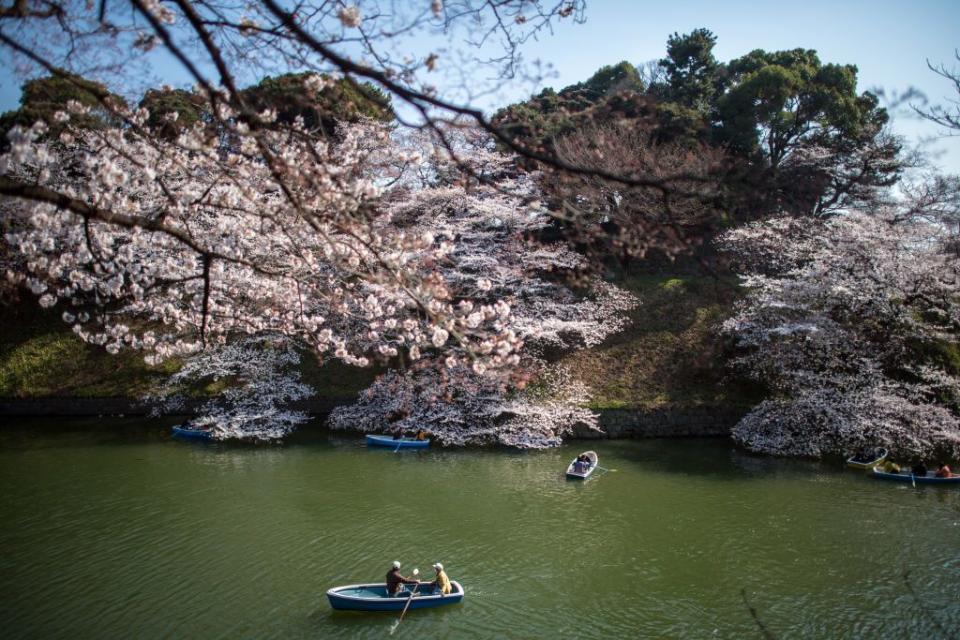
[
  {"left": 146, "top": 335, "right": 313, "bottom": 441},
  {"left": 0, "top": 1, "right": 711, "bottom": 286},
  {"left": 720, "top": 201, "right": 960, "bottom": 459},
  {"left": 0, "top": 0, "right": 650, "bottom": 189},
  {"left": 1, "top": 110, "right": 533, "bottom": 373},
  {"left": 914, "top": 50, "right": 960, "bottom": 134},
  {"left": 0, "top": 0, "right": 651, "bottom": 447},
  {"left": 776, "top": 126, "right": 902, "bottom": 217},
  {"left": 328, "top": 150, "right": 638, "bottom": 447},
  {"left": 329, "top": 362, "right": 596, "bottom": 448},
  {"left": 3, "top": 109, "right": 637, "bottom": 444},
  {"left": 549, "top": 121, "right": 726, "bottom": 266}
]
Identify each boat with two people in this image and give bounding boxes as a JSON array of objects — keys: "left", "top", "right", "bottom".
[
  {"left": 846, "top": 447, "right": 888, "bottom": 470},
  {"left": 326, "top": 581, "right": 464, "bottom": 611},
  {"left": 871, "top": 466, "right": 960, "bottom": 485},
  {"left": 365, "top": 433, "right": 430, "bottom": 449},
  {"left": 566, "top": 450, "right": 598, "bottom": 480}
]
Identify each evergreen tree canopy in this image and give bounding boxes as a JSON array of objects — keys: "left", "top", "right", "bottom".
[
  {"left": 240, "top": 73, "right": 392, "bottom": 137},
  {"left": 492, "top": 61, "right": 704, "bottom": 158},
  {"left": 716, "top": 48, "right": 888, "bottom": 168},
  {"left": 0, "top": 72, "right": 125, "bottom": 148},
  {"left": 660, "top": 28, "right": 723, "bottom": 113},
  {"left": 139, "top": 88, "right": 209, "bottom": 140},
  {"left": 494, "top": 30, "right": 899, "bottom": 219}
]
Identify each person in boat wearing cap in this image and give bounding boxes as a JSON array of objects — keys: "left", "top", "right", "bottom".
[
  {"left": 428, "top": 562, "right": 452, "bottom": 595},
  {"left": 386, "top": 561, "right": 420, "bottom": 596}
]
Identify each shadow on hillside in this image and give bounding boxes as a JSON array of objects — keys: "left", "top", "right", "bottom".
[{"left": 573, "top": 273, "right": 765, "bottom": 409}]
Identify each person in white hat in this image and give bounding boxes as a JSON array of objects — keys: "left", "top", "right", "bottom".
[
  {"left": 386, "top": 560, "right": 420, "bottom": 596},
  {"left": 428, "top": 562, "right": 451, "bottom": 595}
]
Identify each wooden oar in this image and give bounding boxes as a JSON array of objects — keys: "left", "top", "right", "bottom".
[{"left": 390, "top": 568, "right": 419, "bottom": 635}]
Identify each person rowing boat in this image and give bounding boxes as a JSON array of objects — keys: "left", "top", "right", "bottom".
[
  {"left": 386, "top": 561, "right": 420, "bottom": 596},
  {"left": 573, "top": 454, "right": 592, "bottom": 474}
]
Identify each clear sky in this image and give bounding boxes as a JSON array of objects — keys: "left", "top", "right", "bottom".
[{"left": 1, "top": 0, "right": 958, "bottom": 171}]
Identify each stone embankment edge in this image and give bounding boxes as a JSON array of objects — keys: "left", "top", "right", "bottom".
[{"left": 0, "top": 398, "right": 744, "bottom": 438}]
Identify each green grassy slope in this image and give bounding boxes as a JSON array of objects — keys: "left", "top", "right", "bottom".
[
  {"left": 0, "top": 303, "right": 178, "bottom": 397},
  {"left": 563, "top": 274, "right": 764, "bottom": 410},
  {"left": 2, "top": 275, "right": 763, "bottom": 410},
  {"left": 0, "top": 302, "right": 376, "bottom": 399}
]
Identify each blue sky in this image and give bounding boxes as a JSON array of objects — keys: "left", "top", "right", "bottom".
[{"left": 2, "top": 0, "right": 958, "bottom": 171}]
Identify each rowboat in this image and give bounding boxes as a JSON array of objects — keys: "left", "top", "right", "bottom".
[
  {"left": 846, "top": 447, "right": 888, "bottom": 470},
  {"left": 327, "top": 581, "right": 464, "bottom": 611},
  {"left": 871, "top": 468, "right": 960, "bottom": 485},
  {"left": 365, "top": 434, "right": 430, "bottom": 449},
  {"left": 171, "top": 425, "right": 213, "bottom": 440},
  {"left": 566, "top": 450, "right": 598, "bottom": 480}
]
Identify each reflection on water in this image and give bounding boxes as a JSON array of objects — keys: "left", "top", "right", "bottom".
[{"left": 1, "top": 419, "right": 958, "bottom": 639}]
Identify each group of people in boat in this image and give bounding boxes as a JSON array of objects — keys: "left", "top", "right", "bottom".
[
  {"left": 878, "top": 460, "right": 954, "bottom": 478},
  {"left": 572, "top": 453, "right": 593, "bottom": 474},
  {"left": 391, "top": 429, "right": 428, "bottom": 441},
  {"left": 385, "top": 560, "right": 451, "bottom": 597}
]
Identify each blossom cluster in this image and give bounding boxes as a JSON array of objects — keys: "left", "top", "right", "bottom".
[
  {"left": 3, "top": 107, "right": 637, "bottom": 444},
  {"left": 328, "top": 160, "right": 637, "bottom": 447},
  {"left": 2, "top": 108, "right": 529, "bottom": 374},
  {"left": 145, "top": 335, "right": 313, "bottom": 441},
  {"left": 721, "top": 211, "right": 960, "bottom": 458},
  {"left": 328, "top": 362, "right": 598, "bottom": 448}
]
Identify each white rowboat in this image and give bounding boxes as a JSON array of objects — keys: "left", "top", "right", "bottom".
[{"left": 566, "top": 450, "right": 598, "bottom": 480}]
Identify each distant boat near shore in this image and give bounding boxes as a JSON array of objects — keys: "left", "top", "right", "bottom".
[
  {"left": 365, "top": 434, "right": 430, "bottom": 449},
  {"left": 846, "top": 448, "right": 888, "bottom": 470},
  {"left": 171, "top": 425, "right": 213, "bottom": 441},
  {"left": 871, "top": 468, "right": 960, "bottom": 485}
]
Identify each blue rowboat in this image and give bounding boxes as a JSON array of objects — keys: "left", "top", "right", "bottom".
[
  {"left": 327, "top": 581, "right": 464, "bottom": 611},
  {"left": 172, "top": 425, "right": 213, "bottom": 440},
  {"left": 872, "top": 468, "right": 960, "bottom": 485},
  {"left": 366, "top": 434, "right": 430, "bottom": 449}
]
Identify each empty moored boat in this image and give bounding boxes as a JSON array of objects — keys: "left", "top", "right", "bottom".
[
  {"left": 846, "top": 447, "right": 888, "bottom": 470},
  {"left": 326, "top": 581, "right": 464, "bottom": 611},
  {"left": 171, "top": 425, "right": 213, "bottom": 440},
  {"left": 871, "top": 468, "right": 960, "bottom": 485},
  {"left": 566, "top": 450, "right": 598, "bottom": 480},
  {"left": 365, "top": 434, "right": 430, "bottom": 449}
]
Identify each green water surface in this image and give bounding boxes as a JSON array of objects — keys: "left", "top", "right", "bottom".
[{"left": 1, "top": 419, "right": 958, "bottom": 639}]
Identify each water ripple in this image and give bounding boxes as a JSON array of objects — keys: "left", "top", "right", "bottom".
[{"left": 1, "top": 428, "right": 959, "bottom": 639}]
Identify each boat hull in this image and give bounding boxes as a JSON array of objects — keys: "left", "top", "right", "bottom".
[
  {"left": 171, "top": 426, "right": 212, "bottom": 440},
  {"left": 326, "top": 581, "right": 464, "bottom": 611},
  {"left": 566, "top": 450, "right": 598, "bottom": 479},
  {"left": 365, "top": 435, "right": 430, "bottom": 449},
  {"left": 872, "top": 469, "right": 960, "bottom": 484}
]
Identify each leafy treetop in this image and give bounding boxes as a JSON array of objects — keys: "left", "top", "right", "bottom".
[
  {"left": 240, "top": 73, "right": 393, "bottom": 137},
  {"left": 0, "top": 71, "right": 125, "bottom": 148}
]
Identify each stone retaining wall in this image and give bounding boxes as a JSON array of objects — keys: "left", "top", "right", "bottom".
[{"left": 573, "top": 406, "right": 747, "bottom": 439}]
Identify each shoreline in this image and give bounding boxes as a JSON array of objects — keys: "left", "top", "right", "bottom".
[{"left": 0, "top": 397, "right": 743, "bottom": 439}]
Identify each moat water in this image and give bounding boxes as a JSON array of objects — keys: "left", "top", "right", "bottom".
[{"left": 1, "top": 418, "right": 958, "bottom": 638}]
